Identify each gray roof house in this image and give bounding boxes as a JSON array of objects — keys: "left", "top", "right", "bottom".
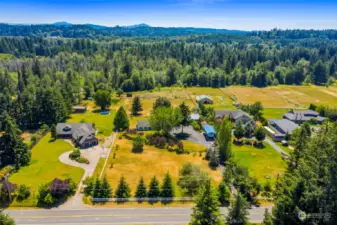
[
  {"left": 215, "top": 109, "right": 253, "bottom": 125},
  {"left": 136, "top": 120, "right": 151, "bottom": 131},
  {"left": 56, "top": 123, "right": 98, "bottom": 149},
  {"left": 196, "top": 95, "right": 213, "bottom": 104},
  {"left": 265, "top": 119, "right": 299, "bottom": 142},
  {"left": 283, "top": 110, "right": 325, "bottom": 124}
]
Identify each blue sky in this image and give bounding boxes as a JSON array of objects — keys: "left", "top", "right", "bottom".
[{"left": 0, "top": 0, "right": 337, "bottom": 30}]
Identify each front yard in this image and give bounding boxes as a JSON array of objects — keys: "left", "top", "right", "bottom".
[
  {"left": 232, "top": 142, "right": 286, "bottom": 186},
  {"left": 101, "top": 138, "right": 221, "bottom": 197},
  {"left": 9, "top": 133, "right": 84, "bottom": 207}
]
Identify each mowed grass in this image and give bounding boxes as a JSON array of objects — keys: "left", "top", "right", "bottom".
[
  {"left": 102, "top": 138, "right": 222, "bottom": 197},
  {"left": 262, "top": 108, "right": 291, "bottom": 119},
  {"left": 225, "top": 85, "right": 337, "bottom": 108},
  {"left": 232, "top": 142, "right": 286, "bottom": 185},
  {"left": 9, "top": 134, "right": 84, "bottom": 206},
  {"left": 67, "top": 110, "right": 116, "bottom": 136}
]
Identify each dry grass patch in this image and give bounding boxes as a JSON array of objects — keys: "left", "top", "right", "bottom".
[{"left": 102, "top": 138, "right": 221, "bottom": 197}]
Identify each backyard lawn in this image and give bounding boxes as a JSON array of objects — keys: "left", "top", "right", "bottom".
[
  {"left": 67, "top": 110, "right": 116, "bottom": 136},
  {"left": 262, "top": 108, "right": 290, "bottom": 119},
  {"left": 232, "top": 142, "right": 286, "bottom": 185},
  {"left": 101, "top": 138, "right": 222, "bottom": 197},
  {"left": 9, "top": 133, "right": 84, "bottom": 206}
]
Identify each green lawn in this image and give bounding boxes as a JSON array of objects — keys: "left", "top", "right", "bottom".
[
  {"left": 275, "top": 142, "right": 293, "bottom": 155},
  {"left": 232, "top": 142, "right": 286, "bottom": 185},
  {"left": 9, "top": 133, "right": 84, "bottom": 207},
  {"left": 67, "top": 110, "right": 116, "bottom": 136},
  {"left": 262, "top": 108, "right": 290, "bottom": 119}
]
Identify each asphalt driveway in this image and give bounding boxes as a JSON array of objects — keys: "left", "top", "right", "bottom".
[{"left": 171, "top": 126, "right": 213, "bottom": 148}]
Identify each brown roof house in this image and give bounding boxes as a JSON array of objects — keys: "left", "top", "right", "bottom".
[{"left": 56, "top": 123, "right": 98, "bottom": 149}]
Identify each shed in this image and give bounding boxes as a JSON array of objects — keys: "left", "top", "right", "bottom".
[
  {"left": 72, "top": 106, "right": 87, "bottom": 113},
  {"left": 136, "top": 120, "right": 151, "bottom": 131},
  {"left": 203, "top": 125, "right": 216, "bottom": 139},
  {"left": 196, "top": 95, "right": 213, "bottom": 104}
]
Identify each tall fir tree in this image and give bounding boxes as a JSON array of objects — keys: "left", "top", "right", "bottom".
[
  {"left": 227, "top": 193, "right": 250, "bottom": 225},
  {"left": 92, "top": 177, "right": 102, "bottom": 198},
  {"left": 115, "top": 176, "right": 131, "bottom": 198},
  {"left": 0, "top": 113, "right": 30, "bottom": 169},
  {"left": 101, "top": 176, "right": 113, "bottom": 198},
  {"left": 148, "top": 176, "right": 161, "bottom": 198},
  {"left": 161, "top": 173, "right": 174, "bottom": 198},
  {"left": 190, "top": 179, "right": 225, "bottom": 225},
  {"left": 113, "top": 107, "right": 130, "bottom": 131},
  {"left": 131, "top": 96, "right": 143, "bottom": 116},
  {"left": 135, "top": 177, "right": 147, "bottom": 198}
]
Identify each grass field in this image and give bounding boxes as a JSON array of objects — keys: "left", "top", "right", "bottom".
[
  {"left": 275, "top": 142, "right": 293, "bottom": 155},
  {"left": 9, "top": 134, "right": 84, "bottom": 207},
  {"left": 101, "top": 138, "right": 222, "bottom": 197},
  {"left": 67, "top": 111, "right": 116, "bottom": 136},
  {"left": 224, "top": 85, "right": 337, "bottom": 108},
  {"left": 232, "top": 142, "right": 286, "bottom": 185}
]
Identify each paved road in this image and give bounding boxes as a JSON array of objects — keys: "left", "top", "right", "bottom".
[{"left": 6, "top": 206, "right": 272, "bottom": 225}]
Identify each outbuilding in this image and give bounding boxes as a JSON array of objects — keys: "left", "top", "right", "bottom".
[
  {"left": 203, "top": 124, "right": 216, "bottom": 139},
  {"left": 136, "top": 120, "right": 151, "bottom": 131}
]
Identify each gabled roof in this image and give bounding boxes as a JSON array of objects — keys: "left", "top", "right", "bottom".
[
  {"left": 136, "top": 120, "right": 150, "bottom": 128},
  {"left": 215, "top": 109, "right": 251, "bottom": 120},
  {"left": 283, "top": 110, "right": 324, "bottom": 122},
  {"left": 56, "top": 123, "right": 96, "bottom": 136},
  {"left": 269, "top": 119, "right": 299, "bottom": 134}
]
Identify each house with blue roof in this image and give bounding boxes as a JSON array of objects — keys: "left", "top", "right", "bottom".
[{"left": 203, "top": 124, "right": 216, "bottom": 139}]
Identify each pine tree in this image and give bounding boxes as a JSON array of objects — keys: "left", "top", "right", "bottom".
[
  {"left": 131, "top": 96, "right": 142, "bottom": 115},
  {"left": 92, "top": 177, "right": 102, "bottom": 198},
  {"left": 148, "top": 176, "right": 161, "bottom": 198},
  {"left": 135, "top": 177, "right": 147, "bottom": 198},
  {"left": 190, "top": 179, "right": 225, "bottom": 225},
  {"left": 0, "top": 113, "right": 30, "bottom": 169},
  {"left": 227, "top": 193, "right": 249, "bottom": 225},
  {"left": 113, "top": 107, "right": 130, "bottom": 131},
  {"left": 218, "top": 181, "right": 230, "bottom": 206},
  {"left": 161, "top": 173, "right": 174, "bottom": 198},
  {"left": 101, "top": 176, "right": 112, "bottom": 198},
  {"left": 263, "top": 209, "right": 274, "bottom": 225},
  {"left": 115, "top": 176, "right": 131, "bottom": 198},
  {"left": 217, "top": 117, "right": 232, "bottom": 163}
]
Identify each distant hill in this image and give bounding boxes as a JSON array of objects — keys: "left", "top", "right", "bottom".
[{"left": 0, "top": 22, "right": 248, "bottom": 38}]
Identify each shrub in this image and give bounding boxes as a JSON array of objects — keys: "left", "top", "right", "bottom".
[
  {"left": 132, "top": 136, "right": 144, "bottom": 153},
  {"left": 16, "top": 184, "right": 31, "bottom": 201},
  {"left": 69, "top": 149, "right": 81, "bottom": 160},
  {"left": 76, "top": 157, "right": 90, "bottom": 164},
  {"left": 191, "top": 120, "right": 201, "bottom": 131}
]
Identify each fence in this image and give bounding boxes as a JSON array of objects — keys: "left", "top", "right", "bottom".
[{"left": 92, "top": 197, "right": 195, "bottom": 202}]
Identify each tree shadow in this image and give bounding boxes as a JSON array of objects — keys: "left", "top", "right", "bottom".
[{"left": 173, "top": 132, "right": 191, "bottom": 140}]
